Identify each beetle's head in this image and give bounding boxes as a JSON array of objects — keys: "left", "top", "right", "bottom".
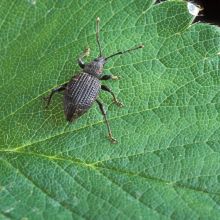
[
  {"left": 84, "top": 56, "right": 106, "bottom": 75},
  {"left": 84, "top": 17, "right": 144, "bottom": 76}
]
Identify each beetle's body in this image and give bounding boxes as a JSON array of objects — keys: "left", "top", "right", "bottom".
[
  {"left": 45, "top": 17, "right": 143, "bottom": 143},
  {"left": 64, "top": 72, "right": 100, "bottom": 122}
]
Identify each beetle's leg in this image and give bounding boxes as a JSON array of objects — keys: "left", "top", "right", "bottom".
[
  {"left": 101, "top": 85, "right": 124, "bottom": 107},
  {"left": 44, "top": 83, "right": 67, "bottom": 108},
  {"left": 96, "top": 99, "right": 117, "bottom": 144},
  {"left": 78, "top": 58, "right": 85, "bottom": 68},
  {"left": 78, "top": 48, "right": 90, "bottom": 69},
  {"left": 100, "top": 75, "right": 119, "bottom": 80}
]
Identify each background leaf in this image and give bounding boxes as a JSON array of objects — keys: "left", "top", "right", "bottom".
[{"left": 1, "top": 0, "right": 220, "bottom": 219}]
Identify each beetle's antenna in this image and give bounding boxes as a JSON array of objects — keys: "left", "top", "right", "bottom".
[
  {"left": 105, "top": 45, "right": 144, "bottom": 60},
  {"left": 96, "top": 17, "right": 102, "bottom": 57}
]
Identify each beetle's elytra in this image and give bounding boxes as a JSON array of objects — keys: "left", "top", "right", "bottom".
[{"left": 45, "top": 17, "right": 144, "bottom": 143}]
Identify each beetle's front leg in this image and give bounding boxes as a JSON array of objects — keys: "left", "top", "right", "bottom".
[
  {"left": 78, "top": 48, "right": 90, "bottom": 68},
  {"left": 101, "top": 85, "right": 124, "bottom": 107},
  {"left": 100, "top": 74, "right": 119, "bottom": 80},
  {"left": 44, "top": 83, "right": 67, "bottom": 108}
]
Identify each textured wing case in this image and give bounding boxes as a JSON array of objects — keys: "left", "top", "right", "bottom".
[{"left": 64, "top": 73, "right": 100, "bottom": 121}]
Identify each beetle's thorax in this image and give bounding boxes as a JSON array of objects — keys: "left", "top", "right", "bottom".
[{"left": 83, "top": 57, "right": 105, "bottom": 76}]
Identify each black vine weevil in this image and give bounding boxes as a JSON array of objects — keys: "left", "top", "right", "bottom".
[{"left": 45, "top": 17, "right": 144, "bottom": 143}]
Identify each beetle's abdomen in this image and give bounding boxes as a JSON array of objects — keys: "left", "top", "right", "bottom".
[{"left": 64, "top": 73, "right": 100, "bottom": 122}]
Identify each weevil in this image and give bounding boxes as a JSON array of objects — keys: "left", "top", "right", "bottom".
[{"left": 45, "top": 17, "right": 144, "bottom": 143}]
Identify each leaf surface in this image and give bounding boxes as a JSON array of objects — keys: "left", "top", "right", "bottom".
[{"left": 1, "top": 0, "right": 220, "bottom": 219}]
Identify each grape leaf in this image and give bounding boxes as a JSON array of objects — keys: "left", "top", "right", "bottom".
[{"left": 1, "top": 0, "right": 220, "bottom": 219}]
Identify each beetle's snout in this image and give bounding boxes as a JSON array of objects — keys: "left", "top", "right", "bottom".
[{"left": 94, "top": 56, "right": 106, "bottom": 64}]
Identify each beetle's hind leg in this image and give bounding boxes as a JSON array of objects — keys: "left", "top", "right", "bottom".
[
  {"left": 44, "top": 83, "right": 67, "bottom": 108},
  {"left": 101, "top": 85, "right": 124, "bottom": 107},
  {"left": 96, "top": 99, "right": 117, "bottom": 144}
]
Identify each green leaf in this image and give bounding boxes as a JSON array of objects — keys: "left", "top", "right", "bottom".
[{"left": 1, "top": 0, "right": 220, "bottom": 219}]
